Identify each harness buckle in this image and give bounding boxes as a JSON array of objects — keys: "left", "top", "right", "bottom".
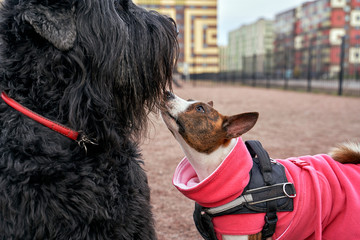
[
  {"left": 265, "top": 213, "right": 278, "bottom": 225},
  {"left": 262, "top": 213, "right": 278, "bottom": 239},
  {"left": 283, "top": 182, "right": 296, "bottom": 198}
]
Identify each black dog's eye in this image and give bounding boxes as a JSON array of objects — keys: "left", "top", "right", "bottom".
[
  {"left": 114, "top": 1, "right": 123, "bottom": 11},
  {"left": 196, "top": 105, "right": 205, "bottom": 113},
  {"left": 114, "top": 0, "right": 129, "bottom": 11}
]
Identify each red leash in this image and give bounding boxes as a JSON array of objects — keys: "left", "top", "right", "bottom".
[{"left": 1, "top": 92, "right": 79, "bottom": 140}]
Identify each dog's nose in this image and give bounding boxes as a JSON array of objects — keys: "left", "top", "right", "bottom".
[{"left": 164, "top": 91, "right": 175, "bottom": 101}]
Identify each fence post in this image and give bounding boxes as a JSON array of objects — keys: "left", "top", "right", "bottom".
[
  {"left": 307, "top": 40, "right": 313, "bottom": 92},
  {"left": 242, "top": 55, "right": 246, "bottom": 84},
  {"left": 266, "top": 51, "right": 271, "bottom": 88},
  {"left": 338, "top": 36, "right": 346, "bottom": 96},
  {"left": 252, "top": 54, "right": 257, "bottom": 87}
]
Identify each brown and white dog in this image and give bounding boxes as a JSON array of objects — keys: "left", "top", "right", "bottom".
[{"left": 161, "top": 91, "right": 360, "bottom": 240}]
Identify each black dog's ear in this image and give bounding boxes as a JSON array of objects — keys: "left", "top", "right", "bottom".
[{"left": 24, "top": 5, "right": 77, "bottom": 51}]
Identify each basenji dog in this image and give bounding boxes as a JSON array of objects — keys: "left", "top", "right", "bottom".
[{"left": 160, "top": 91, "right": 360, "bottom": 240}]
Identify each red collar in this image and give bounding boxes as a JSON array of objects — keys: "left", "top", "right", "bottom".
[{"left": 1, "top": 91, "right": 80, "bottom": 140}]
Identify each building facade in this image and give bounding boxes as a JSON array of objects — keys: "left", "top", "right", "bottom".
[
  {"left": 274, "top": 8, "right": 297, "bottom": 78},
  {"left": 275, "top": 0, "right": 360, "bottom": 78},
  {"left": 222, "top": 18, "right": 274, "bottom": 77},
  {"left": 133, "top": 0, "right": 219, "bottom": 75},
  {"left": 219, "top": 45, "right": 230, "bottom": 72}
]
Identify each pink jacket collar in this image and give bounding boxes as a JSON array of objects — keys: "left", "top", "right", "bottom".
[{"left": 173, "top": 138, "right": 252, "bottom": 207}]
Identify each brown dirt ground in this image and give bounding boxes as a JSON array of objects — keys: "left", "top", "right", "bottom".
[{"left": 140, "top": 82, "right": 360, "bottom": 240}]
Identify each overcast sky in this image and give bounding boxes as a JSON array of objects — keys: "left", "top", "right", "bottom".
[{"left": 218, "top": 0, "right": 306, "bottom": 46}]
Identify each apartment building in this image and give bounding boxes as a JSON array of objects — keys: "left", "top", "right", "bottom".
[
  {"left": 274, "top": 8, "right": 297, "bottom": 78},
  {"left": 133, "top": 0, "right": 219, "bottom": 75},
  {"left": 275, "top": 0, "right": 360, "bottom": 78},
  {"left": 223, "top": 18, "right": 274, "bottom": 76}
]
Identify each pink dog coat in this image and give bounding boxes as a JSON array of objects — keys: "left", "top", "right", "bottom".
[{"left": 173, "top": 138, "right": 360, "bottom": 240}]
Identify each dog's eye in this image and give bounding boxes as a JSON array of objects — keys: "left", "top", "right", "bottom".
[
  {"left": 196, "top": 105, "right": 205, "bottom": 113},
  {"left": 114, "top": 0, "right": 128, "bottom": 11}
]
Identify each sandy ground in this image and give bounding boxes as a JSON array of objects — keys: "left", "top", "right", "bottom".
[{"left": 140, "top": 82, "right": 360, "bottom": 240}]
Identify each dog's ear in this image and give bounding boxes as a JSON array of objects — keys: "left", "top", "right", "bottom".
[
  {"left": 23, "top": 5, "right": 77, "bottom": 51},
  {"left": 223, "top": 112, "right": 259, "bottom": 139},
  {"left": 207, "top": 101, "right": 213, "bottom": 107}
]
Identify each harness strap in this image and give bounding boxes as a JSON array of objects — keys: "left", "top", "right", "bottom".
[
  {"left": 246, "top": 140, "right": 280, "bottom": 240},
  {"left": 205, "top": 182, "right": 296, "bottom": 216},
  {"left": 262, "top": 200, "right": 278, "bottom": 239},
  {"left": 193, "top": 203, "right": 218, "bottom": 240},
  {"left": 246, "top": 140, "right": 273, "bottom": 184}
]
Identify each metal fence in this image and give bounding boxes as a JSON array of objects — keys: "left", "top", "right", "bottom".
[
  {"left": 190, "top": 36, "right": 360, "bottom": 97},
  {"left": 190, "top": 72, "right": 360, "bottom": 97}
]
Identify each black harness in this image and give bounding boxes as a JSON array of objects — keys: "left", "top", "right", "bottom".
[{"left": 193, "top": 140, "right": 296, "bottom": 240}]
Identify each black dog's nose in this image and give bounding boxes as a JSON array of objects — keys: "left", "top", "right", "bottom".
[{"left": 164, "top": 91, "right": 175, "bottom": 101}]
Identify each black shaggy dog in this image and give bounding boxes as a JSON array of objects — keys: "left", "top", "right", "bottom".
[{"left": 0, "top": 0, "right": 178, "bottom": 239}]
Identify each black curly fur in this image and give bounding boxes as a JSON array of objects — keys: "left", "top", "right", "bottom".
[{"left": 0, "top": 0, "right": 178, "bottom": 239}]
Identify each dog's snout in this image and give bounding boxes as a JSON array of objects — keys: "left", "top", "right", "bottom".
[{"left": 164, "top": 91, "right": 175, "bottom": 101}]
